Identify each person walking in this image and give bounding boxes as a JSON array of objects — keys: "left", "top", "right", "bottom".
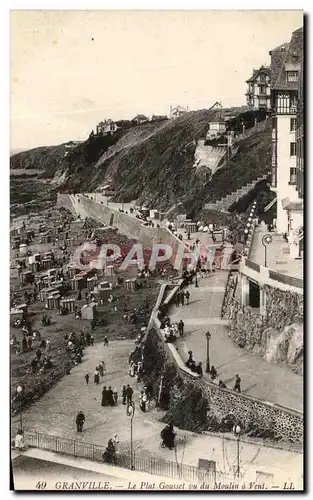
[
  {"left": 125, "top": 384, "right": 133, "bottom": 404},
  {"left": 76, "top": 411, "right": 85, "bottom": 432},
  {"left": 122, "top": 385, "right": 127, "bottom": 405},
  {"left": 175, "top": 290, "right": 181, "bottom": 307},
  {"left": 178, "top": 319, "right": 184, "bottom": 337},
  {"left": 210, "top": 366, "right": 217, "bottom": 380},
  {"left": 140, "top": 390, "right": 147, "bottom": 413},
  {"left": 107, "top": 386, "right": 115, "bottom": 406},
  {"left": 104, "top": 336, "right": 109, "bottom": 347},
  {"left": 113, "top": 388, "right": 118, "bottom": 404},
  {"left": 90, "top": 335, "right": 94, "bottom": 347},
  {"left": 185, "top": 290, "right": 190, "bottom": 305},
  {"left": 233, "top": 374, "right": 241, "bottom": 393},
  {"left": 101, "top": 386, "right": 108, "bottom": 407},
  {"left": 84, "top": 373, "right": 89, "bottom": 385},
  {"left": 94, "top": 367, "right": 100, "bottom": 384},
  {"left": 180, "top": 291, "right": 185, "bottom": 306}
]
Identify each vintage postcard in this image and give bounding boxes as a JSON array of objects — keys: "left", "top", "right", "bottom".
[{"left": 10, "top": 9, "right": 304, "bottom": 491}]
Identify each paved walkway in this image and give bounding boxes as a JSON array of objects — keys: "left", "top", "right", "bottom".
[
  {"left": 169, "top": 273, "right": 303, "bottom": 412},
  {"left": 249, "top": 226, "right": 303, "bottom": 280}
]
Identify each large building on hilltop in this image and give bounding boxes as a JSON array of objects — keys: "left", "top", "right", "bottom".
[
  {"left": 96, "top": 119, "right": 117, "bottom": 136},
  {"left": 269, "top": 26, "right": 303, "bottom": 258},
  {"left": 245, "top": 65, "right": 271, "bottom": 111}
]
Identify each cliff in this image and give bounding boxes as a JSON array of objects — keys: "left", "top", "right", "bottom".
[{"left": 10, "top": 110, "right": 271, "bottom": 215}]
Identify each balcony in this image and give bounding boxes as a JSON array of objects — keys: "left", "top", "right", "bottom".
[
  {"left": 296, "top": 125, "right": 304, "bottom": 140},
  {"left": 274, "top": 106, "right": 297, "bottom": 115}
]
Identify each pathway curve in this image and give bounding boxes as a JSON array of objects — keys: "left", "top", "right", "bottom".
[
  {"left": 12, "top": 339, "right": 302, "bottom": 483},
  {"left": 169, "top": 272, "right": 303, "bottom": 412}
]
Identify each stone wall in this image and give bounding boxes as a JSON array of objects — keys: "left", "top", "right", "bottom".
[
  {"left": 228, "top": 285, "right": 303, "bottom": 368},
  {"left": 56, "top": 193, "right": 183, "bottom": 266},
  {"left": 146, "top": 283, "right": 303, "bottom": 446}
]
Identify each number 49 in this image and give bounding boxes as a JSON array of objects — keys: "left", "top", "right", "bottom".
[{"left": 36, "top": 481, "right": 47, "bottom": 489}]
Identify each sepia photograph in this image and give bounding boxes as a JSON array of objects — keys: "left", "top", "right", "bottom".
[{"left": 9, "top": 8, "right": 304, "bottom": 491}]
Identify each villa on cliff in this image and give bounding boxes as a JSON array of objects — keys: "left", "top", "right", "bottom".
[
  {"left": 245, "top": 65, "right": 271, "bottom": 111},
  {"left": 96, "top": 119, "right": 118, "bottom": 136}
]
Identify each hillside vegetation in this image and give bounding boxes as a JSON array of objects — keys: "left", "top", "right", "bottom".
[{"left": 10, "top": 109, "right": 271, "bottom": 217}]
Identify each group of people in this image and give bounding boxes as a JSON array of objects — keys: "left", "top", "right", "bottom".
[
  {"left": 139, "top": 384, "right": 153, "bottom": 412},
  {"left": 89, "top": 360, "right": 106, "bottom": 384},
  {"left": 129, "top": 360, "right": 144, "bottom": 381},
  {"left": 185, "top": 350, "right": 203, "bottom": 376},
  {"left": 175, "top": 289, "right": 190, "bottom": 307},
  {"left": 159, "top": 316, "right": 184, "bottom": 343}
]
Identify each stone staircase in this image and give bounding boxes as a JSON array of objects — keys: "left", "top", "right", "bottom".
[{"left": 204, "top": 175, "right": 268, "bottom": 212}]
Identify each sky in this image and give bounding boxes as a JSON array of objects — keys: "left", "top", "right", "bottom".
[{"left": 10, "top": 10, "right": 303, "bottom": 151}]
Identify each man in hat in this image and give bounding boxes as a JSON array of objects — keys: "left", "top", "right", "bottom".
[{"left": 76, "top": 410, "right": 85, "bottom": 432}]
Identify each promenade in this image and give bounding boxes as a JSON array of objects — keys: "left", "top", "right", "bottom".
[
  {"left": 169, "top": 272, "right": 303, "bottom": 412},
  {"left": 12, "top": 338, "right": 302, "bottom": 482}
]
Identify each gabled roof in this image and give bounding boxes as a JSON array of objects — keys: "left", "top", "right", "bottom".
[
  {"left": 172, "top": 105, "right": 188, "bottom": 113},
  {"left": 132, "top": 114, "right": 149, "bottom": 121},
  {"left": 246, "top": 65, "right": 270, "bottom": 83},
  {"left": 270, "top": 27, "right": 303, "bottom": 91}
]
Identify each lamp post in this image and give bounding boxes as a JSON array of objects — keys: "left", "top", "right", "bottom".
[
  {"left": 16, "top": 385, "right": 23, "bottom": 432},
  {"left": 233, "top": 424, "right": 241, "bottom": 479},
  {"left": 205, "top": 331, "right": 211, "bottom": 373},
  {"left": 195, "top": 271, "right": 199, "bottom": 287},
  {"left": 126, "top": 401, "right": 135, "bottom": 470},
  {"left": 262, "top": 234, "right": 273, "bottom": 268}
]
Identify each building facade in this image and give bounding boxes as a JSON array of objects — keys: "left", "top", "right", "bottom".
[
  {"left": 96, "top": 119, "right": 117, "bottom": 136},
  {"left": 269, "top": 27, "right": 303, "bottom": 258},
  {"left": 169, "top": 105, "right": 188, "bottom": 119},
  {"left": 206, "top": 120, "right": 226, "bottom": 140},
  {"left": 245, "top": 66, "right": 271, "bottom": 111}
]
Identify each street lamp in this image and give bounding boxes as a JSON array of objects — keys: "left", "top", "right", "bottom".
[
  {"left": 205, "top": 331, "right": 211, "bottom": 373},
  {"left": 16, "top": 385, "right": 23, "bottom": 432},
  {"left": 126, "top": 401, "right": 135, "bottom": 470},
  {"left": 233, "top": 424, "right": 241, "bottom": 479},
  {"left": 262, "top": 234, "right": 273, "bottom": 268}
]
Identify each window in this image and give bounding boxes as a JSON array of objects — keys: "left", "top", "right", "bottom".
[
  {"left": 287, "top": 71, "right": 299, "bottom": 82},
  {"left": 259, "top": 74, "right": 266, "bottom": 83},
  {"left": 259, "top": 85, "right": 266, "bottom": 94},
  {"left": 290, "top": 167, "right": 297, "bottom": 184},
  {"left": 259, "top": 97, "right": 267, "bottom": 105},
  {"left": 290, "top": 142, "right": 297, "bottom": 156},
  {"left": 290, "top": 118, "right": 297, "bottom": 132}
]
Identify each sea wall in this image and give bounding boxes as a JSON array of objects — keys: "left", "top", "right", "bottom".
[
  {"left": 145, "top": 283, "right": 303, "bottom": 446},
  {"left": 57, "top": 193, "right": 183, "bottom": 266}
]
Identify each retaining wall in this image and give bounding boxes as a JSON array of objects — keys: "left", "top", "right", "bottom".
[
  {"left": 57, "top": 193, "right": 184, "bottom": 266},
  {"left": 148, "top": 282, "right": 303, "bottom": 446}
]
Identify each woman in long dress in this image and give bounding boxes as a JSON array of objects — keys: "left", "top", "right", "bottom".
[
  {"left": 94, "top": 368, "right": 100, "bottom": 384},
  {"left": 101, "top": 386, "right": 108, "bottom": 406}
]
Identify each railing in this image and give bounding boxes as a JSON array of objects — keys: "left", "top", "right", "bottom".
[
  {"left": 17, "top": 430, "right": 220, "bottom": 484},
  {"left": 268, "top": 270, "right": 303, "bottom": 289}
]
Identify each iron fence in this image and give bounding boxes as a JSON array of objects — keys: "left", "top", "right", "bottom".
[{"left": 18, "top": 430, "right": 219, "bottom": 484}]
